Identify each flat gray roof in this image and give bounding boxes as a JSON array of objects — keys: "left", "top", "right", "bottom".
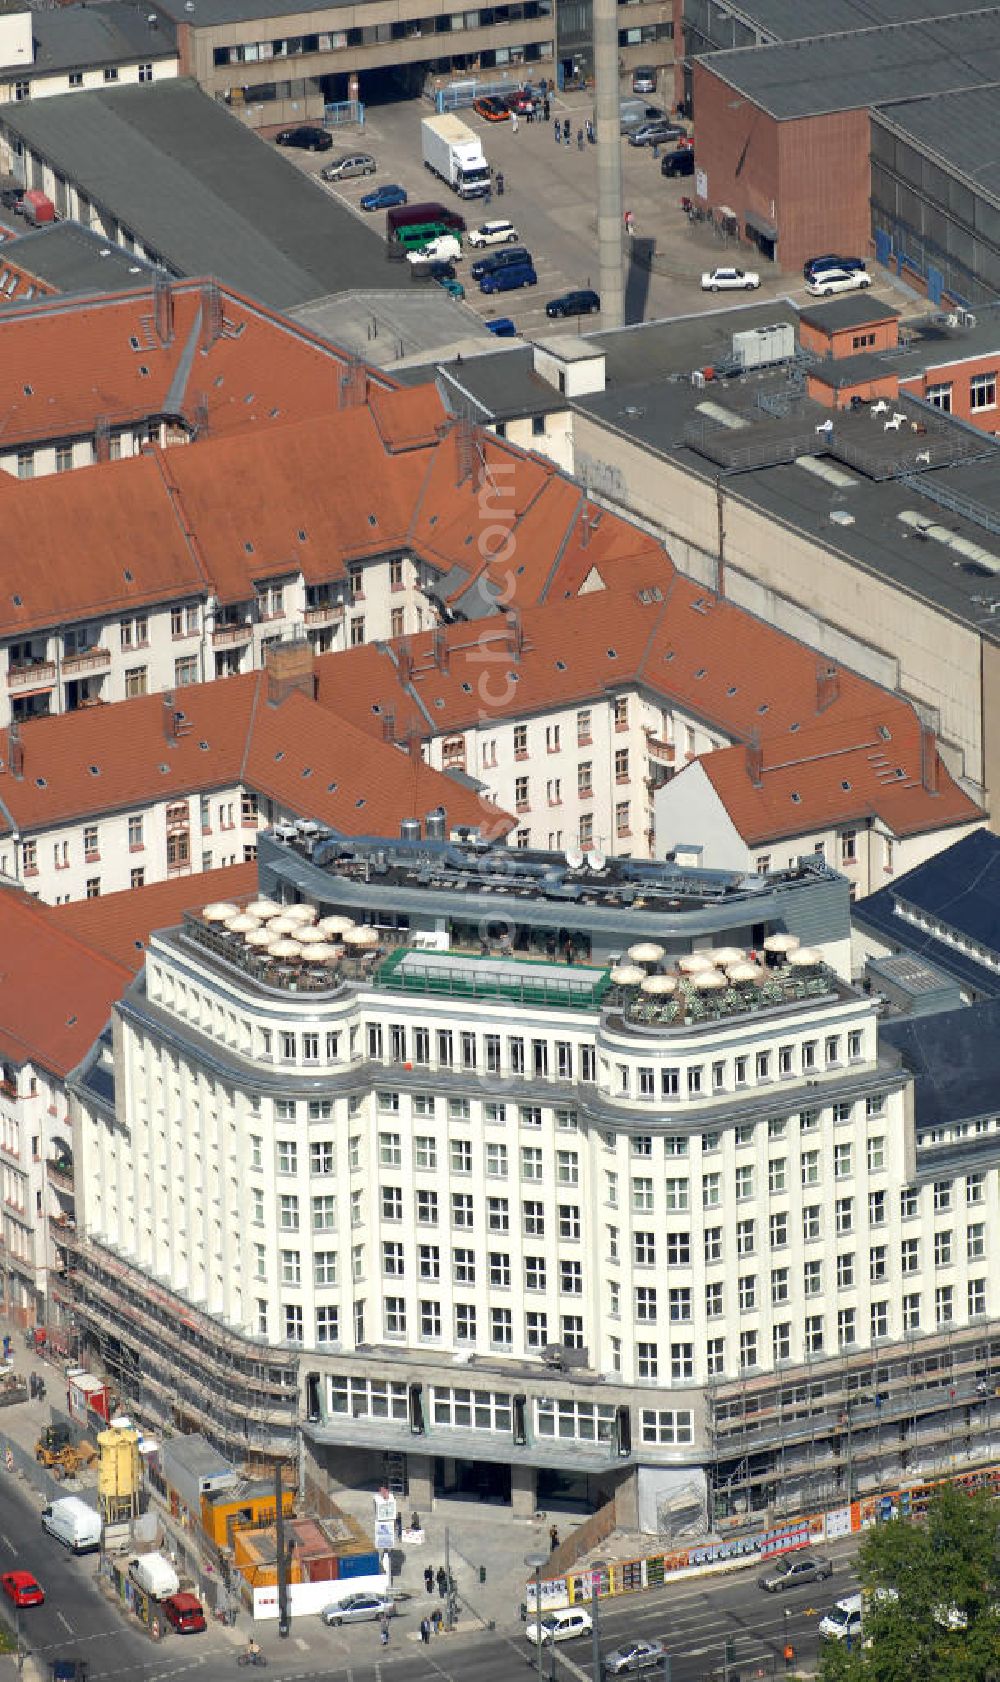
[
  {"left": 2, "top": 221, "right": 160, "bottom": 295},
  {"left": 798, "top": 294, "right": 901, "bottom": 332},
  {"left": 874, "top": 85, "right": 1000, "bottom": 204},
  {"left": 152, "top": 0, "right": 357, "bottom": 22},
  {"left": 698, "top": 10, "right": 1000, "bottom": 119},
  {"left": 574, "top": 304, "right": 1000, "bottom": 642},
  {"left": 289, "top": 288, "right": 502, "bottom": 365},
  {"left": 0, "top": 80, "right": 388, "bottom": 311},
  {"left": 395, "top": 343, "right": 569, "bottom": 420},
  {"left": 706, "top": 0, "right": 1000, "bottom": 42}
]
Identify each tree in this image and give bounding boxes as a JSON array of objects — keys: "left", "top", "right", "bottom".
[{"left": 818, "top": 1485, "right": 1000, "bottom": 1682}]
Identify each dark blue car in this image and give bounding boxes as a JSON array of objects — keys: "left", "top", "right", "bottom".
[
  {"left": 486, "top": 317, "right": 517, "bottom": 336},
  {"left": 360, "top": 183, "right": 408, "bottom": 212}
]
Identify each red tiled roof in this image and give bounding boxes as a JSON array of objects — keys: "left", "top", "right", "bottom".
[
  {"left": 0, "top": 887, "right": 129, "bottom": 1076},
  {"left": 696, "top": 711, "right": 984, "bottom": 843},
  {"left": 51, "top": 863, "right": 258, "bottom": 972},
  {"left": 0, "top": 669, "right": 510, "bottom": 838},
  {"left": 0, "top": 281, "right": 395, "bottom": 452}
]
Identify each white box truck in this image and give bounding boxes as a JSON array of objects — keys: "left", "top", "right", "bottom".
[
  {"left": 421, "top": 114, "right": 491, "bottom": 199},
  {"left": 41, "top": 1496, "right": 102, "bottom": 1554},
  {"left": 128, "top": 1552, "right": 180, "bottom": 1600}
]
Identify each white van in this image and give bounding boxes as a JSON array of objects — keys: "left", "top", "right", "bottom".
[
  {"left": 819, "top": 1593, "right": 863, "bottom": 1640},
  {"left": 128, "top": 1552, "right": 180, "bottom": 1600},
  {"left": 526, "top": 1607, "right": 593, "bottom": 1645},
  {"left": 41, "top": 1496, "right": 102, "bottom": 1554}
]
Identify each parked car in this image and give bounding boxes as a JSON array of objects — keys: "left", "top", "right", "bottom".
[
  {"left": 321, "top": 153, "right": 376, "bottom": 183},
  {"left": 0, "top": 181, "right": 24, "bottom": 212},
  {"left": 701, "top": 265, "right": 760, "bottom": 291},
  {"left": 470, "top": 245, "right": 531, "bottom": 279},
  {"left": 479, "top": 261, "right": 537, "bottom": 294},
  {"left": 805, "top": 266, "right": 871, "bottom": 296},
  {"left": 819, "top": 1595, "right": 863, "bottom": 1642},
  {"left": 275, "top": 125, "right": 332, "bottom": 152},
  {"left": 525, "top": 1608, "right": 593, "bottom": 1645},
  {"left": 759, "top": 1553, "right": 833, "bottom": 1592},
  {"left": 473, "top": 96, "right": 509, "bottom": 122},
  {"left": 2, "top": 1571, "right": 44, "bottom": 1608},
  {"left": 433, "top": 271, "right": 466, "bottom": 299},
  {"left": 485, "top": 317, "right": 518, "bottom": 336},
  {"left": 505, "top": 88, "right": 538, "bottom": 114},
  {"left": 661, "top": 148, "right": 695, "bottom": 177},
  {"left": 360, "top": 183, "right": 407, "bottom": 212},
  {"left": 322, "top": 1593, "right": 396, "bottom": 1626},
  {"left": 605, "top": 1639, "right": 667, "bottom": 1674},
  {"left": 468, "top": 219, "right": 520, "bottom": 248},
  {"left": 632, "top": 66, "right": 658, "bottom": 93},
  {"left": 628, "top": 121, "right": 684, "bottom": 147},
  {"left": 406, "top": 234, "right": 463, "bottom": 265},
  {"left": 803, "top": 253, "right": 867, "bottom": 280},
  {"left": 162, "top": 1593, "right": 207, "bottom": 1634},
  {"left": 546, "top": 288, "right": 600, "bottom": 318}
]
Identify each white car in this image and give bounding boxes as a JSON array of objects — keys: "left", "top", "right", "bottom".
[
  {"left": 701, "top": 266, "right": 760, "bottom": 292},
  {"left": 525, "top": 1608, "right": 593, "bottom": 1645},
  {"left": 819, "top": 1594, "right": 863, "bottom": 1641},
  {"left": 406, "top": 234, "right": 462, "bottom": 266},
  {"left": 806, "top": 266, "right": 871, "bottom": 296},
  {"left": 468, "top": 219, "right": 520, "bottom": 248}
]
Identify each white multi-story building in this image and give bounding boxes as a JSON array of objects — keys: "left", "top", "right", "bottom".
[{"left": 66, "top": 829, "right": 1000, "bottom": 1522}]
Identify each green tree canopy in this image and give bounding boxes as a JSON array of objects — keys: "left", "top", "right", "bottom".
[{"left": 818, "top": 1485, "right": 1000, "bottom": 1682}]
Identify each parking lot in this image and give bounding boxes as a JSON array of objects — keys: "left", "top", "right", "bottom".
[{"left": 279, "top": 90, "right": 907, "bottom": 336}]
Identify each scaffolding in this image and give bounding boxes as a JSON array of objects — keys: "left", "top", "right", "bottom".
[
  {"left": 59, "top": 1229, "right": 299, "bottom": 1467},
  {"left": 707, "top": 1321, "right": 1000, "bottom": 1523}
]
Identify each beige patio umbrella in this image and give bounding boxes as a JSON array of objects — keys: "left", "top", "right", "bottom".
[
  {"left": 627, "top": 941, "right": 666, "bottom": 965},
  {"left": 245, "top": 898, "right": 281, "bottom": 918},
  {"left": 301, "top": 942, "right": 340, "bottom": 963},
  {"left": 711, "top": 946, "right": 745, "bottom": 966},
  {"left": 640, "top": 973, "right": 676, "bottom": 995},
  {"left": 678, "top": 952, "right": 714, "bottom": 974},
  {"left": 225, "top": 913, "right": 262, "bottom": 934},
  {"left": 343, "top": 925, "right": 380, "bottom": 948},
  {"left": 202, "top": 902, "right": 239, "bottom": 922},
  {"left": 726, "top": 961, "right": 763, "bottom": 983},
  {"left": 763, "top": 932, "right": 800, "bottom": 954},
  {"left": 265, "top": 916, "right": 301, "bottom": 937},
  {"left": 282, "top": 904, "right": 318, "bottom": 925},
  {"left": 788, "top": 946, "right": 823, "bottom": 968},
  {"left": 693, "top": 968, "right": 726, "bottom": 990},
  {"left": 268, "top": 939, "right": 304, "bottom": 960},
  {"left": 245, "top": 928, "right": 275, "bottom": 949},
  {"left": 610, "top": 965, "right": 645, "bottom": 986},
  {"left": 318, "top": 914, "right": 357, "bottom": 936}
]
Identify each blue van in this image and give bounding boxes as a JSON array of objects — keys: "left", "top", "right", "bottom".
[{"left": 479, "top": 261, "right": 537, "bottom": 294}]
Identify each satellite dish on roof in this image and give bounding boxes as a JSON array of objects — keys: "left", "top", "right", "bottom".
[
  {"left": 588, "top": 850, "right": 606, "bottom": 872},
  {"left": 564, "top": 847, "right": 584, "bottom": 871}
]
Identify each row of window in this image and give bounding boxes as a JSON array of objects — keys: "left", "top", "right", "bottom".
[
  {"left": 213, "top": 9, "right": 550, "bottom": 68},
  {"left": 11, "top": 64, "right": 154, "bottom": 101}
]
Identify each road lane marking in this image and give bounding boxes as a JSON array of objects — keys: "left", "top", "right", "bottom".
[
  {"left": 57, "top": 1612, "right": 74, "bottom": 1633},
  {"left": 0, "top": 1533, "right": 14, "bottom": 1552},
  {"left": 295, "top": 1638, "right": 309, "bottom": 1650}
]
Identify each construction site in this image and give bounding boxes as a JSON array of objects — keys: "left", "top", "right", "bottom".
[
  {"left": 707, "top": 1319, "right": 1000, "bottom": 1522},
  {"left": 56, "top": 1228, "right": 299, "bottom": 1467}
]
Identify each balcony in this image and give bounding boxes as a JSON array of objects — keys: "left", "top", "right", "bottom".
[
  {"left": 7, "top": 660, "right": 55, "bottom": 690},
  {"left": 62, "top": 646, "right": 111, "bottom": 676},
  {"left": 47, "top": 1157, "right": 74, "bottom": 1192},
  {"left": 212, "top": 622, "right": 253, "bottom": 648},
  {"left": 304, "top": 603, "right": 345, "bottom": 628},
  {"left": 644, "top": 733, "right": 675, "bottom": 765}
]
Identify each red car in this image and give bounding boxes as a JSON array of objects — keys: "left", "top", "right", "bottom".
[
  {"left": 505, "top": 88, "right": 537, "bottom": 114},
  {"left": 2, "top": 1570, "right": 45, "bottom": 1608},
  {"left": 162, "top": 1592, "right": 207, "bottom": 1634},
  {"left": 473, "top": 96, "right": 509, "bottom": 122}
]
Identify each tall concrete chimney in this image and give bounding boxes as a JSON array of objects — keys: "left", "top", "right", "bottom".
[{"left": 593, "top": 0, "right": 623, "bottom": 328}]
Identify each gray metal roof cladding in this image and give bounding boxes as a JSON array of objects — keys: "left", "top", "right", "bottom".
[
  {"left": 881, "top": 997, "right": 1000, "bottom": 1122},
  {"left": 0, "top": 80, "right": 388, "bottom": 311},
  {"left": 875, "top": 86, "right": 1000, "bottom": 200},
  {"left": 699, "top": 9, "right": 1000, "bottom": 118},
  {"left": 25, "top": 3, "right": 176, "bottom": 73},
  {"left": 709, "top": 0, "right": 1000, "bottom": 41}
]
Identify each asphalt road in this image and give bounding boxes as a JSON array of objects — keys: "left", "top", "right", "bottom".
[{"left": 0, "top": 1462, "right": 858, "bottom": 1682}]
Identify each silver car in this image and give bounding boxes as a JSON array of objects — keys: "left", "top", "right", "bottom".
[
  {"left": 320, "top": 153, "right": 376, "bottom": 182},
  {"left": 605, "top": 1638, "right": 667, "bottom": 1674},
  {"left": 321, "top": 1592, "right": 396, "bottom": 1625}
]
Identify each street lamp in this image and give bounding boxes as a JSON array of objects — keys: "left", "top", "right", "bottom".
[{"left": 525, "top": 1551, "right": 548, "bottom": 1682}]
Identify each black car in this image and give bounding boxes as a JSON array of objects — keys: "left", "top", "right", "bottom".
[
  {"left": 546, "top": 289, "right": 600, "bottom": 318},
  {"left": 661, "top": 148, "right": 694, "bottom": 177},
  {"left": 275, "top": 125, "right": 333, "bottom": 152},
  {"left": 803, "top": 252, "right": 866, "bottom": 280},
  {"left": 470, "top": 245, "right": 531, "bottom": 279}
]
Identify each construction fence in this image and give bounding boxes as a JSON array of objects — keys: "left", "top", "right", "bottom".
[{"left": 526, "top": 1460, "right": 1000, "bottom": 1612}]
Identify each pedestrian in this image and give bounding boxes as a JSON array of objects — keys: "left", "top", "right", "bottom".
[
  {"left": 564, "top": 120, "right": 572, "bottom": 145},
  {"left": 436, "top": 1565, "right": 448, "bottom": 1598},
  {"left": 586, "top": 119, "right": 594, "bottom": 143},
  {"left": 410, "top": 1510, "right": 421, "bottom": 1532},
  {"left": 432, "top": 1608, "right": 444, "bottom": 1634},
  {"left": 424, "top": 1564, "right": 434, "bottom": 1594},
  {"left": 577, "top": 126, "right": 584, "bottom": 149},
  {"left": 549, "top": 1523, "right": 560, "bottom": 1552},
  {"left": 511, "top": 111, "right": 518, "bottom": 134},
  {"left": 420, "top": 1617, "right": 431, "bottom": 1645},
  {"left": 394, "top": 1512, "right": 403, "bottom": 1543},
  {"left": 496, "top": 171, "right": 505, "bottom": 196},
  {"left": 543, "top": 97, "right": 551, "bottom": 121},
  {"left": 652, "top": 141, "right": 659, "bottom": 159},
  {"left": 380, "top": 1615, "right": 390, "bottom": 1647},
  {"left": 552, "top": 114, "right": 558, "bottom": 142},
  {"left": 624, "top": 209, "right": 635, "bottom": 236},
  {"left": 381, "top": 1549, "right": 391, "bottom": 1583}
]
